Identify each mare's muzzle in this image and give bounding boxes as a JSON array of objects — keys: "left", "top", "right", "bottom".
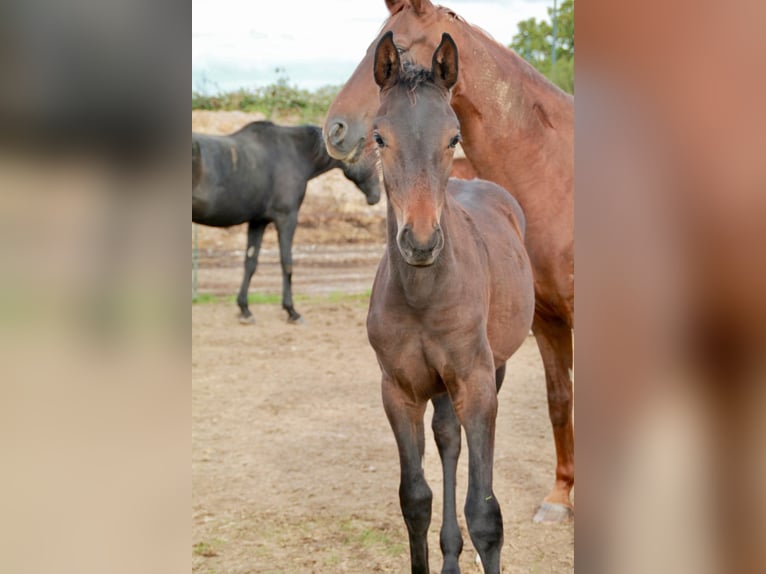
[
  {"left": 397, "top": 223, "right": 444, "bottom": 266},
  {"left": 325, "top": 119, "right": 366, "bottom": 162}
]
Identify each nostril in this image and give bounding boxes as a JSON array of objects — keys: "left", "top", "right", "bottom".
[
  {"left": 429, "top": 228, "right": 442, "bottom": 250},
  {"left": 328, "top": 121, "right": 347, "bottom": 146}
]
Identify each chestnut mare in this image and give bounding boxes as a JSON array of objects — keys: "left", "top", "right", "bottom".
[
  {"left": 367, "top": 32, "right": 534, "bottom": 573},
  {"left": 324, "top": 0, "right": 574, "bottom": 523}
]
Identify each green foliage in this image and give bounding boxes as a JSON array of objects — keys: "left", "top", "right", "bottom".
[
  {"left": 192, "top": 69, "right": 342, "bottom": 124},
  {"left": 191, "top": 290, "right": 371, "bottom": 306},
  {"left": 510, "top": 0, "right": 574, "bottom": 93}
]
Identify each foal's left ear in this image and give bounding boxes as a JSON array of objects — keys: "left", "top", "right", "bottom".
[
  {"left": 374, "top": 31, "right": 401, "bottom": 90},
  {"left": 431, "top": 33, "right": 458, "bottom": 91}
]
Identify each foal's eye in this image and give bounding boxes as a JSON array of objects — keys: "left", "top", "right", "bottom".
[
  {"left": 373, "top": 131, "right": 386, "bottom": 148},
  {"left": 448, "top": 133, "right": 462, "bottom": 149}
]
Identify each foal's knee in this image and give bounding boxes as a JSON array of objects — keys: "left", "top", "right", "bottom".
[
  {"left": 400, "top": 476, "right": 433, "bottom": 533},
  {"left": 465, "top": 493, "right": 503, "bottom": 552}
]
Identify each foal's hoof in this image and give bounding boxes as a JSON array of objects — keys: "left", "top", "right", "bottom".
[
  {"left": 287, "top": 315, "right": 305, "bottom": 325},
  {"left": 533, "top": 502, "right": 574, "bottom": 523},
  {"left": 238, "top": 315, "right": 256, "bottom": 325}
]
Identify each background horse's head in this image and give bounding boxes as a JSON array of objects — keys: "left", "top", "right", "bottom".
[
  {"left": 338, "top": 141, "right": 382, "bottom": 205},
  {"left": 373, "top": 30, "right": 459, "bottom": 266},
  {"left": 324, "top": 0, "right": 457, "bottom": 165}
]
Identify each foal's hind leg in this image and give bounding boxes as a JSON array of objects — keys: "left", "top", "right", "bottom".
[
  {"left": 383, "top": 375, "right": 432, "bottom": 574},
  {"left": 274, "top": 211, "right": 303, "bottom": 323},
  {"left": 236, "top": 221, "right": 266, "bottom": 324},
  {"left": 431, "top": 393, "right": 463, "bottom": 573},
  {"left": 532, "top": 314, "right": 574, "bottom": 523}
]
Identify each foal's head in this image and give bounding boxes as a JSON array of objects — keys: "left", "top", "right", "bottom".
[{"left": 373, "top": 31, "right": 460, "bottom": 267}]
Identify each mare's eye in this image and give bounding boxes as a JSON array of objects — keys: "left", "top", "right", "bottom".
[
  {"left": 449, "top": 133, "right": 461, "bottom": 149},
  {"left": 373, "top": 131, "right": 386, "bottom": 148}
]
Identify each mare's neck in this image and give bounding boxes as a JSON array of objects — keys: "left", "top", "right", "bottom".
[{"left": 448, "top": 21, "right": 573, "bottom": 192}]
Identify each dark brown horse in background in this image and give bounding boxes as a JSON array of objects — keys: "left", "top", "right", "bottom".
[
  {"left": 324, "top": 0, "right": 574, "bottom": 523},
  {"left": 192, "top": 121, "right": 381, "bottom": 324},
  {"left": 367, "top": 32, "right": 534, "bottom": 573}
]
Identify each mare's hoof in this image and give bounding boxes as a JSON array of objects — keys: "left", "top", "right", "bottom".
[
  {"left": 533, "top": 502, "right": 574, "bottom": 523},
  {"left": 239, "top": 315, "right": 256, "bottom": 325},
  {"left": 287, "top": 315, "right": 305, "bottom": 325}
]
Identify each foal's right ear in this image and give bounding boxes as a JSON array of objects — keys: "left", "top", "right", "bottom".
[
  {"left": 432, "top": 33, "right": 459, "bottom": 91},
  {"left": 374, "top": 31, "right": 401, "bottom": 90}
]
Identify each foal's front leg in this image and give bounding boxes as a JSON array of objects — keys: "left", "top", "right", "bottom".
[
  {"left": 382, "top": 374, "right": 432, "bottom": 574},
  {"left": 450, "top": 370, "right": 503, "bottom": 574}
]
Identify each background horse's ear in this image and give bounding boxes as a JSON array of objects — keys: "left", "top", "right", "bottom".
[
  {"left": 410, "top": 0, "right": 434, "bottom": 16},
  {"left": 374, "top": 31, "right": 401, "bottom": 90},
  {"left": 384, "top": 0, "right": 406, "bottom": 15},
  {"left": 432, "top": 33, "right": 458, "bottom": 91}
]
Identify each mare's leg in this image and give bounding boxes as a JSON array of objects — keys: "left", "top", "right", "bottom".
[
  {"left": 431, "top": 393, "right": 463, "bottom": 573},
  {"left": 451, "top": 369, "right": 504, "bottom": 574},
  {"left": 495, "top": 363, "right": 506, "bottom": 393},
  {"left": 532, "top": 314, "right": 575, "bottom": 523},
  {"left": 236, "top": 221, "right": 267, "bottom": 324},
  {"left": 382, "top": 375, "right": 432, "bottom": 574},
  {"left": 274, "top": 211, "right": 302, "bottom": 323}
]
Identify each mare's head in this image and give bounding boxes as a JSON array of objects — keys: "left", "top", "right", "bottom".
[
  {"left": 338, "top": 141, "right": 382, "bottom": 205},
  {"left": 373, "top": 30, "right": 460, "bottom": 266},
  {"left": 325, "top": 0, "right": 466, "bottom": 164}
]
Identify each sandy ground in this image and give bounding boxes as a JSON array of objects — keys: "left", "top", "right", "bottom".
[{"left": 192, "top": 111, "right": 573, "bottom": 573}]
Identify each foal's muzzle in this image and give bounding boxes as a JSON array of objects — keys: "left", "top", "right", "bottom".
[{"left": 397, "top": 223, "right": 444, "bottom": 266}]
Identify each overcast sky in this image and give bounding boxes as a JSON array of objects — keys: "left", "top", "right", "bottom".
[{"left": 192, "top": 0, "right": 553, "bottom": 92}]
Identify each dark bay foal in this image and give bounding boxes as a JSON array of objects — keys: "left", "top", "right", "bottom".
[
  {"left": 192, "top": 121, "right": 381, "bottom": 323},
  {"left": 366, "top": 33, "right": 534, "bottom": 573}
]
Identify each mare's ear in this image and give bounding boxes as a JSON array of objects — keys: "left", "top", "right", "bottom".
[
  {"left": 432, "top": 33, "right": 459, "bottom": 91},
  {"left": 374, "top": 31, "right": 401, "bottom": 90},
  {"left": 384, "top": 0, "right": 406, "bottom": 15},
  {"left": 411, "top": 0, "right": 434, "bottom": 17}
]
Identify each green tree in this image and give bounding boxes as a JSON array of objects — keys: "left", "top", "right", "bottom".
[{"left": 510, "top": 0, "right": 574, "bottom": 93}]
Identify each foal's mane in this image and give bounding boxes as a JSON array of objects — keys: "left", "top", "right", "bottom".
[
  {"left": 399, "top": 62, "right": 435, "bottom": 91},
  {"left": 391, "top": 62, "right": 443, "bottom": 106}
]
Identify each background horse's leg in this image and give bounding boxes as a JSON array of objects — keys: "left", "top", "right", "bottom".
[
  {"left": 236, "top": 221, "right": 266, "bottom": 324},
  {"left": 274, "top": 211, "right": 302, "bottom": 323},
  {"left": 454, "top": 371, "right": 503, "bottom": 574},
  {"left": 431, "top": 392, "right": 463, "bottom": 573},
  {"left": 532, "top": 314, "right": 575, "bottom": 523},
  {"left": 382, "top": 375, "right": 432, "bottom": 574}
]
